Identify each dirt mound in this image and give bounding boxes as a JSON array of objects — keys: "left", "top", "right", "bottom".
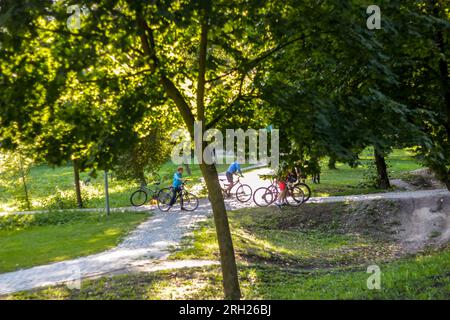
[
  {"left": 395, "top": 196, "right": 450, "bottom": 252},
  {"left": 277, "top": 201, "right": 401, "bottom": 240},
  {"left": 280, "top": 194, "right": 450, "bottom": 253},
  {"left": 402, "top": 168, "right": 446, "bottom": 190}
]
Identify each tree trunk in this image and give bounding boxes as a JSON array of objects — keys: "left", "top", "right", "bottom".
[
  {"left": 137, "top": 170, "right": 147, "bottom": 187},
  {"left": 433, "top": 1, "right": 450, "bottom": 191},
  {"left": 73, "top": 159, "right": 83, "bottom": 208},
  {"left": 184, "top": 163, "right": 192, "bottom": 176},
  {"left": 199, "top": 162, "right": 241, "bottom": 300},
  {"left": 135, "top": 7, "right": 241, "bottom": 299},
  {"left": 328, "top": 156, "right": 337, "bottom": 170},
  {"left": 18, "top": 155, "right": 31, "bottom": 211},
  {"left": 374, "top": 148, "right": 390, "bottom": 189}
]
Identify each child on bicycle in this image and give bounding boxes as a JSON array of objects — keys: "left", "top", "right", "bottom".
[
  {"left": 169, "top": 166, "right": 184, "bottom": 208},
  {"left": 275, "top": 163, "right": 288, "bottom": 208},
  {"left": 225, "top": 158, "right": 244, "bottom": 196}
]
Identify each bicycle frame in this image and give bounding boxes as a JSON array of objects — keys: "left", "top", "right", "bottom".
[
  {"left": 141, "top": 183, "right": 161, "bottom": 199},
  {"left": 170, "top": 184, "right": 186, "bottom": 203},
  {"left": 268, "top": 177, "right": 299, "bottom": 198},
  {"left": 219, "top": 175, "right": 243, "bottom": 193}
]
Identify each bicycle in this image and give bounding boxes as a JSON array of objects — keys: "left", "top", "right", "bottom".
[
  {"left": 157, "top": 181, "right": 199, "bottom": 212},
  {"left": 219, "top": 174, "right": 253, "bottom": 202},
  {"left": 261, "top": 174, "right": 311, "bottom": 204},
  {"left": 253, "top": 176, "right": 304, "bottom": 207},
  {"left": 287, "top": 175, "right": 311, "bottom": 203},
  {"left": 130, "top": 181, "right": 162, "bottom": 207}
]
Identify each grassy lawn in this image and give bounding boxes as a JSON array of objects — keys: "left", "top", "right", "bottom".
[
  {"left": 309, "top": 148, "right": 423, "bottom": 197},
  {"left": 0, "top": 165, "right": 139, "bottom": 212},
  {"left": 0, "top": 210, "right": 148, "bottom": 273},
  {"left": 5, "top": 246, "right": 449, "bottom": 300}
]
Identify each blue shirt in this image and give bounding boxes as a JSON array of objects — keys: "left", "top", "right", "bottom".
[
  {"left": 227, "top": 162, "right": 242, "bottom": 175},
  {"left": 173, "top": 172, "right": 183, "bottom": 188}
]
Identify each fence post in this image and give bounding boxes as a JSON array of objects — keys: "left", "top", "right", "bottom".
[{"left": 104, "top": 170, "right": 110, "bottom": 216}]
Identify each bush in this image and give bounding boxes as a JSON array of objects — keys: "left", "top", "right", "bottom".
[{"left": 0, "top": 211, "right": 103, "bottom": 231}]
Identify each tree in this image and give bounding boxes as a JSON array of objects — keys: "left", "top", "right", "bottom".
[
  {"left": 382, "top": 0, "right": 450, "bottom": 189},
  {"left": 114, "top": 125, "right": 171, "bottom": 186},
  {"left": 256, "top": 0, "right": 434, "bottom": 190},
  {"left": 0, "top": 149, "right": 33, "bottom": 211},
  {"left": 1, "top": 0, "right": 303, "bottom": 299}
]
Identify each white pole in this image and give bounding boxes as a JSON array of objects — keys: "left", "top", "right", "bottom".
[{"left": 104, "top": 170, "right": 110, "bottom": 216}]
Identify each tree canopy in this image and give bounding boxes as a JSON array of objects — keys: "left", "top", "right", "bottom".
[{"left": 0, "top": 0, "right": 449, "bottom": 299}]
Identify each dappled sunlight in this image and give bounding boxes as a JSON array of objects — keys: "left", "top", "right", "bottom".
[
  {"left": 0, "top": 211, "right": 147, "bottom": 275},
  {"left": 50, "top": 255, "right": 71, "bottom": 263},
  {"left": 149, "top": 277, "right": 212, "bottom": 300}
]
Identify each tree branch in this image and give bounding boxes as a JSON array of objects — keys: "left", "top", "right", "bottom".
[
  {"left": 205, "top": 69, "right": 255, "bottom": 130},
  {"left": 197, "top": 15, "right": 209, "bottom": 122},
  {"left": 135, "top": 9, "right": 196, "bottom": 136},
  {"left": 207, "top": 35, "right": 305, "bottom": 84},
  {"left": 78, "top": 68, "right": 152, "bottom": 83}
]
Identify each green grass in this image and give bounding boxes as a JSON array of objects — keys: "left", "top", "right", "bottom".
[
  {"left": 5, "top": 248, "right": 449, "bottom": 300},
  {"left": 0, "top": 164, "right": 138, "bottom": 212},
  {"left": 0, "top": 210, "right": 148, "bottom": 273}
]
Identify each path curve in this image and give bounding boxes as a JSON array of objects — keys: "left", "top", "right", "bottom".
[{"left": 0, "top": 166, "right": 449, "bottom": 295}]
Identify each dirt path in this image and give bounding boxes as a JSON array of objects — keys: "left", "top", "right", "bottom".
[{"left": 0, "top": 167, "right": 448, "bottom": 295}]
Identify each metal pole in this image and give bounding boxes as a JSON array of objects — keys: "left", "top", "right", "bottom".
[{"left": 104, "top": 170, "right": 110, "bottom": 216}]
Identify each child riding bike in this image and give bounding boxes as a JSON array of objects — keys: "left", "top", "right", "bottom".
[
  {"left": 169, "top": 166, "right": 184, "bottom": 209},
  {"left": 225, "top": 158, "right": 244, "bottom": 196}
]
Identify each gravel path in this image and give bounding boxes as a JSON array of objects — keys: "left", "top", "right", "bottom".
[
  {"left": 0, "top": 166, "right": 448, "bottom": 295},
  {"left": 0, "top": 201, "right": 212, "bottom": 295}
]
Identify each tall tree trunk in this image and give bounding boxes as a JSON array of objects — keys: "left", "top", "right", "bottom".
[
  {"left": 433, "top": 1, "right": 450, "bottom": 190},
  {"left": 195, "top": 8, "right": 240, "bottom": 298},
  {"left": 328, "top": 156, "right": 337, "bottom": 170},
  {"left": 136, "top": 7, "right": 241, "bottom": 299},
  {"left": 374, "top": 148, "right": 390, "bottom": 189},
  {"left": 73, "top": 159, "right": 83, "bottom": 208},
  {"left": 18, "top": 154, "right": 31, "bottom": 211},
  {"left": 184, "top": 163, "right": 192, "bottom": 176},
  {"left": 199, "top": 162, "right": 241, "bottom": 299},
  {"left": 137, "top": 169, "right": 147, "bottom": 187}
]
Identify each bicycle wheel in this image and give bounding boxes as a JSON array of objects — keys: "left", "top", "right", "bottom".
[
  {"left": 130, "top": 189, "right": 147, "bottom": 207},
  {"left": 268, "top": 185, "right": 279, "bottom": 200},
  {"left": 295, "top": 182, "right": 311, "bottom": 202},
  {"left": 182, "top": 192, "right": 199, "bottom": 211},
  {"left": 253, "top": 187, "right": 275, "bottom": 207},
  {"left": 236, "top": 184, "right": 252, "bottom": 202},
  {"left": 157, "top": 188, "right": 173, "bottom": 211},
  {"left": 286, "top": 186, "right": 305, "bottom": 207}
]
